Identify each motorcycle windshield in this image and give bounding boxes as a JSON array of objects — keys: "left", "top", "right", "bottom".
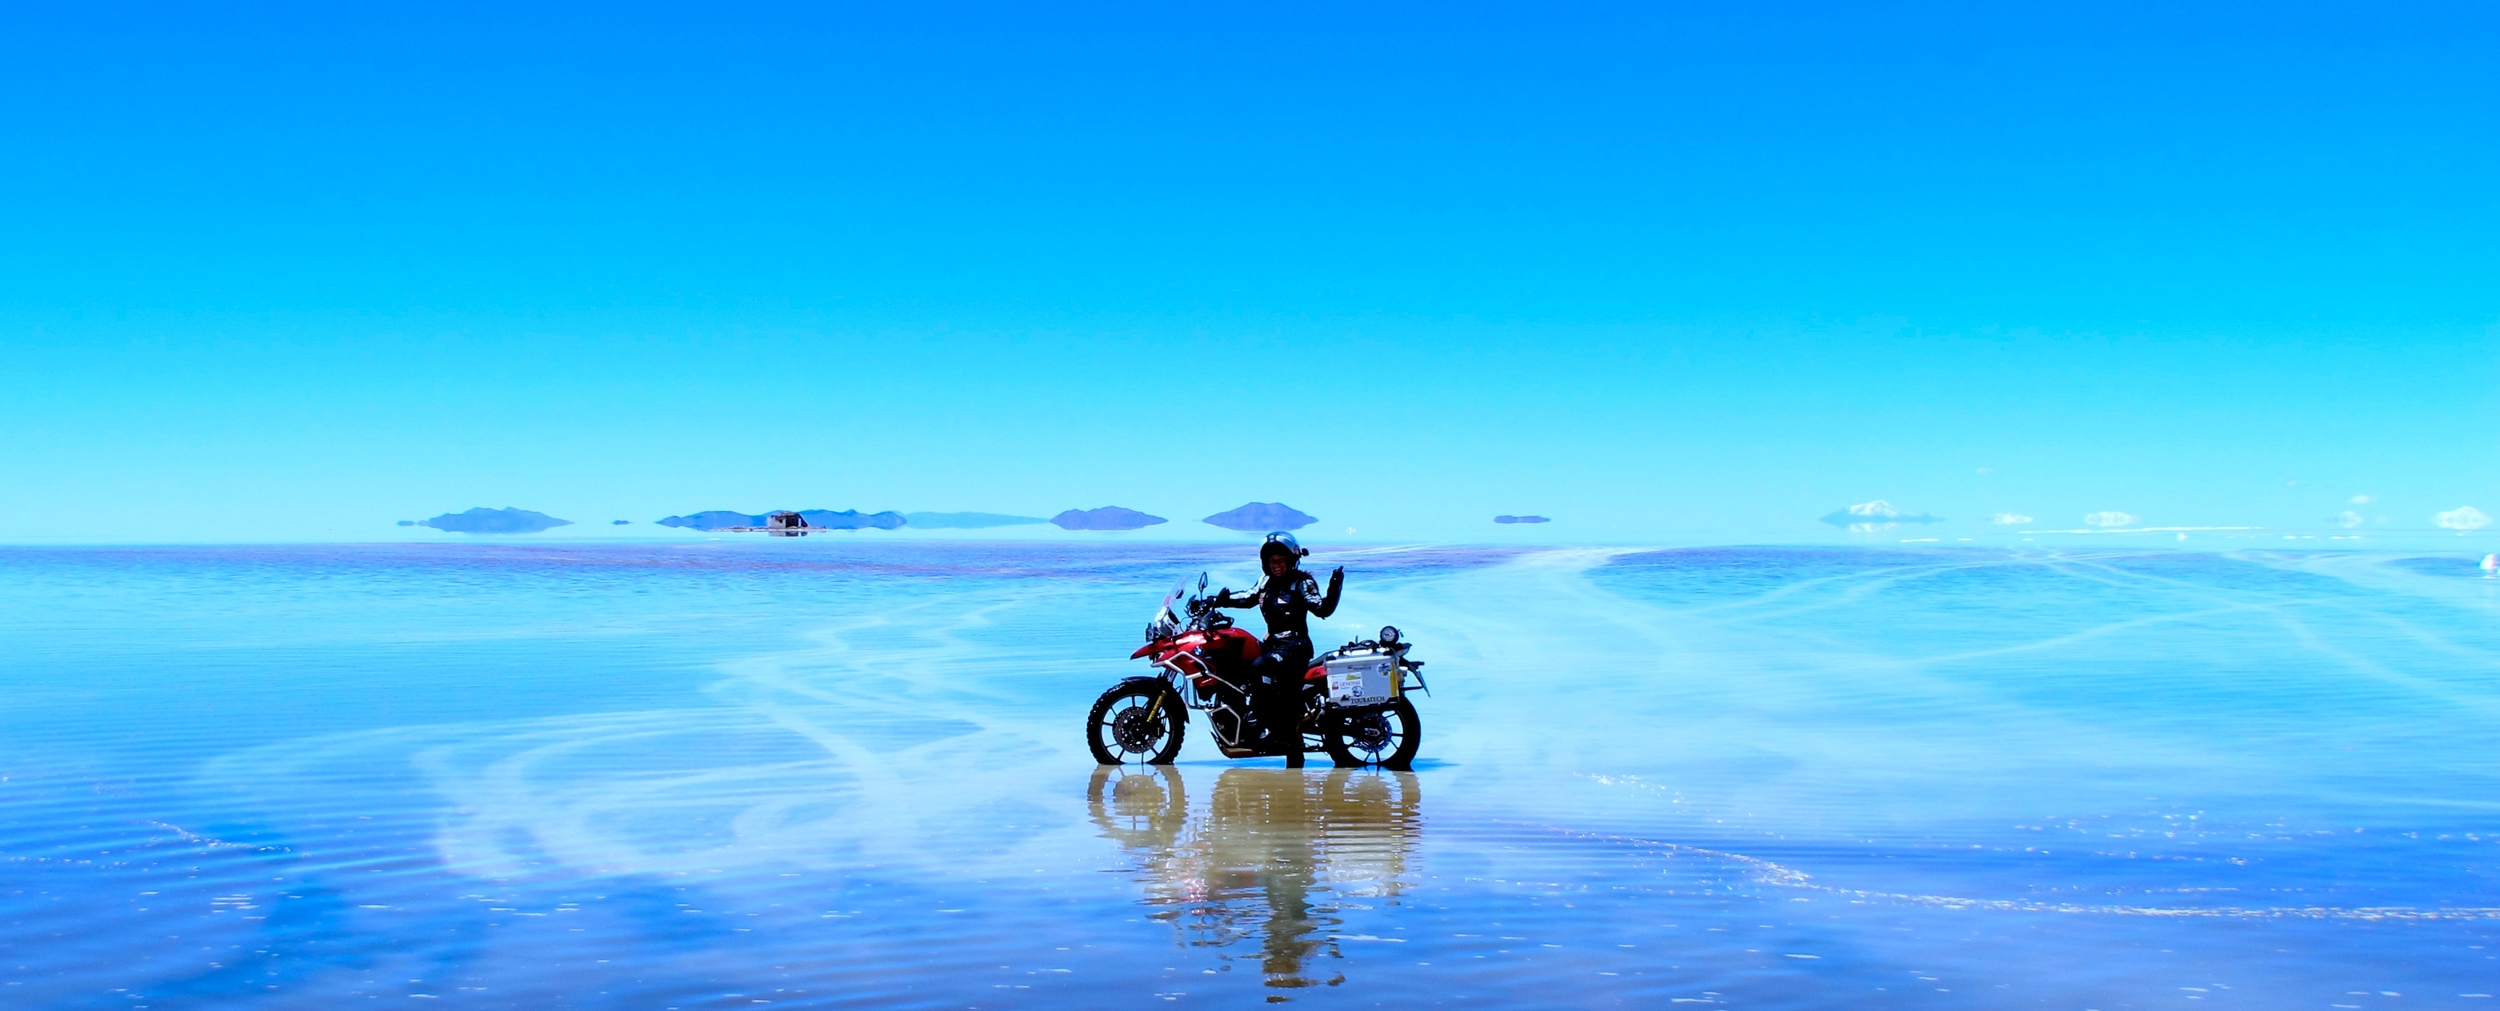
[{"left": 1153, "top": 579, "right": 1190, "bottom": 625}]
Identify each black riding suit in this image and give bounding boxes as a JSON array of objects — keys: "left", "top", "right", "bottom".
[{"left": 1213, "top": 567, "right": 1344, "bottom": 752}]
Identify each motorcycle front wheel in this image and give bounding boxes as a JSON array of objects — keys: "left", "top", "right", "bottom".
[
  {"left": 1323, "top": 697, "right": 1421, "bottom": 770},
  {"left": 1087, "top": 682, "right": 1186, "bottom": 765}
]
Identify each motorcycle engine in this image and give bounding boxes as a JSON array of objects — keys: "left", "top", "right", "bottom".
[{"left": 1209, "top": 707, "right": 1244, "bottom": 747}]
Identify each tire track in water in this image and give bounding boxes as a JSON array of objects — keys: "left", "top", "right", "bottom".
[
  {"left": 195, "top": 579, "right": 1123, "bottom": 884},
  {"left": 1396, "top": 547, "right": 2500, "bottom": 928}
]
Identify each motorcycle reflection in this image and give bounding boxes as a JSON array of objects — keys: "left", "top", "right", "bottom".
[{"left": 1086, "top": 765, "right": 1423, "bottom": 993}]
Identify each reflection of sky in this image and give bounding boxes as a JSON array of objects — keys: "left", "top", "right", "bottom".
[{"left": 4, "top": 543, "right": 2500, "bottom": 1007}]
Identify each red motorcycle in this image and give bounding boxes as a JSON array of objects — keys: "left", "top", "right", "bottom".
[{"left": 1086, "top": 573, "right": 1428, "bottom": 769}]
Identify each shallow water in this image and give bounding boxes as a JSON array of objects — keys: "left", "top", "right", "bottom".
[{"left": 3, "top": 543, "right": 2497, "bottom": 1008}]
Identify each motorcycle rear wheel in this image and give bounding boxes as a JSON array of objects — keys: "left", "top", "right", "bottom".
[
  {"left": 1323, "top": 697, "right": 1420, "bottom": 770},
  {"left": 1087, "top": 682, "right": 1186, "bottom": 765}
]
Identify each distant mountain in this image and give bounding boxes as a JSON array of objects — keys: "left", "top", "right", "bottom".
[
  {"left": 906, "top": 511, "right": 1048, "bottom": 529},
  {"left": 658, "top": 510, "right": 764, "bottom": 531},
  {"left": 1203, "top": 502, "right": 1315, "bottom": 532},
  {"left": 1494, "top": 515, "right": 1550, "bottom": 524},
  {"left": 658, "top": 509, "right": 905, "bottom": 531},
  {"left": 417, "top": 507, "right": 573, "bottom": 534},
  {"left": 797, "top": 509, "right": 907, "bottom": 530},
  {"left": 1051, "top": 506, "right": 1167, "bottom": 531}
]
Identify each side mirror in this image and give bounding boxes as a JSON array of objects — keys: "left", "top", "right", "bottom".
[{"left": 1198, "top": 573, "right": 1209, "bottom": 591}]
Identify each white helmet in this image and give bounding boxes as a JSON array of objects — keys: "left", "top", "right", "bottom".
[{"left": 1259, "top": 531, "right": 1308, "bottom": 561}]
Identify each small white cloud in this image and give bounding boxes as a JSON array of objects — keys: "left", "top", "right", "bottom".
[
  {"left": 1820, "top": 500, "right": 1942, "bottom": 529},
  {"left": 2350, "top": 494, "right": 2373, "bottom": 505},
  {"left": 1991, "top": 512, "right": 2032, "bottom": 525},
  {"left": 2333, "top": 510, "right": 2365, "bottom": 529},
  {"left": 2435, "top": 506, "right": 2490, "bottom": 531},
  {"left": 2083, "top": 511, "right": 2138, "bottom": 528}
]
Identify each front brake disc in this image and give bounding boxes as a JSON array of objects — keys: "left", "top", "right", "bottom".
[{"left": 1113, "top": 709, "right": 1156, "bottom": 751}]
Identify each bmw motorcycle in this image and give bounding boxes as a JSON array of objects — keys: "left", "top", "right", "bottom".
[{"left": 1086, "top": 573, "right": 1428, "bottom": 769}]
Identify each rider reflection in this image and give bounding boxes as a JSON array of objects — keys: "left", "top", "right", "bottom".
[{"left": 1086, "top": 765, "right": 1423, "bottom": 993}]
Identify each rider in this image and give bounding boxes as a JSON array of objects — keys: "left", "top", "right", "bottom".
[{"left": 1211, "top": 532, "right": 1343, "bottom": 763}]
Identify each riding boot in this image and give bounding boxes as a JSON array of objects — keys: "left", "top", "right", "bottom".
[{"left": 1265, "top": 689, "right": 1307, "bottom": 766}]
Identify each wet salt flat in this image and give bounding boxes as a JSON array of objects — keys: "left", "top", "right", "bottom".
[{"left": 3, "top": 542, "right": 2498, "bottom": 1009}]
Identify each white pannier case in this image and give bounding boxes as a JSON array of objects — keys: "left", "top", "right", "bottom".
[{"left": 1324, "top": 653, "right": 1395, "bottom": 707}]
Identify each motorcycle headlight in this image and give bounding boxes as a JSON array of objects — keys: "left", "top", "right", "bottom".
[{"left": 1379, "top": 625, "right": 1400, "bottom": 644}]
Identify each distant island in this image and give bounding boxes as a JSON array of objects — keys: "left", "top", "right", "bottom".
[
  {"left": 1494, "top": 515, "right": 1550, "bottom": 524},
  {"left": 658, "top": 509, "right": 907, "bottom": 531},
  {"left": 1203, "top": 502, "right": 1316, "bottom": 532},
  {"left": 405, "top": 507, "right": 573, "bottom": 534},
  {"left": 1052, "top": 506, "right": 1167, "bottom": 531},
  {"left": 906, "top": 511, "right": 1048, "bottom": 529}
]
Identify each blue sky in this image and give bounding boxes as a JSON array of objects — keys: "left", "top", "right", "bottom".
[{"left": 2, "top": 2, "right": 2493, "bottom": 544}]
